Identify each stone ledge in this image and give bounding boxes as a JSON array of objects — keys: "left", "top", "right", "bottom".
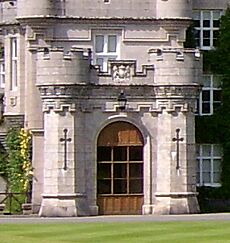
[
  {"left": 42, "top": 193, "right": 87, "bottom": 199},
  {"left": 155, "top": 192, "right": 199, "bottom": 198}
]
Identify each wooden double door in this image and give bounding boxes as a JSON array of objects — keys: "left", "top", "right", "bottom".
[{"left": 97, "top": 122, "right": 144, "bottom": 215}]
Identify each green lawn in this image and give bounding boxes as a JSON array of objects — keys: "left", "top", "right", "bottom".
[{"left": 0, "top": 221, "right": 230, "bottom": 243}]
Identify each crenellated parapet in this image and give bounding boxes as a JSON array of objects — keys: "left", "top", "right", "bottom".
[
  {"left": 156, "top": 0, "right": 192, "bottom": 19},
  {"left": 0, "top": 0, "right": 17, "bottom": 24},
  {"left": 93, "top": 60, "right": 154, "bottom": 85},
  {"left": 17, "top": 0, "right": 62, "bottom": 18},
  {"left": 36, "top": 47, "right": 90, "bottom": 86},
  {"left": 149, "top": 48, "right": 202, "bottom": 85}
]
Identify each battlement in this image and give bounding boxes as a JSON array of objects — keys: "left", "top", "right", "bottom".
[
  {"left": 0, "top": 0, "right": 17, "bottom": 24},
  {"left": 149, "top": 48, "right": 202, "bottom": 85},
  {"left": 36, "top": 47, "right": 90, "bottom": 86},
  {"left": 156, "top": 0, "right": 192, "bottom": 19},
  {"left": 16, "top": 0, "right": 192, "bottom": 20},
  {"left": 17, "top": 0, "right": 62, "bottom": 18}
]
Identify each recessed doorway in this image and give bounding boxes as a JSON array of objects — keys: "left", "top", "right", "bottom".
[{"left": 97, "top": 121, "right": 144, "bottom": 215}]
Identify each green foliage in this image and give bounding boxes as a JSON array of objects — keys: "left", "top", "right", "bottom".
[
  {"left": 5, "top": 128, "right": 24, "bottom": 192},
  {"left": 197, "top": 187, "right": 230, "bottom": 213},
  {"left": 2, "top": 128, "right": 33, "bottom": 193},
  {"left": 195, "top": 115, "right": 224, "bottom": 143},
  {"left": 0, "top": 147, "right": 7, "bottom": 178},
  {"left": 0, "top": 128, "right": 32, "bottom": 213}
]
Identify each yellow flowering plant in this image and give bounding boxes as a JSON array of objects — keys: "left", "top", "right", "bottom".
[{"left": 5, "top": 128, "right": 33, "bottom": 193}]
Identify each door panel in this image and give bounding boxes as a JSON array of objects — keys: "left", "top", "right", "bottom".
[{"left": 97, "top": 195, "right": 143, "bottom": 215}]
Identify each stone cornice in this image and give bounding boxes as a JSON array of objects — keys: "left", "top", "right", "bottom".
[
  {"left": 37, "top": 84, "right": 201, "bottom": 100},
  {"left": 38, "top": 84, "right": 201, "bottom": 113},
  {"left": 16, "top": 16, "right": 192, "bottom": 27}
]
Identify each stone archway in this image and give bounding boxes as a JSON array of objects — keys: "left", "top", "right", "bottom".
[{"left": 97, "top": 121, "right": 144, "bottom": 215}]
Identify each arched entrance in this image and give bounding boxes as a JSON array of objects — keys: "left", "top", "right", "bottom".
[{"left": 97, "top": 121, "right": 144, "bottom": 215}]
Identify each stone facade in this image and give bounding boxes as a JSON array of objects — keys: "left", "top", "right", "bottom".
[{"left": 0, "top": 0, "right": 229, "bottom": 216}]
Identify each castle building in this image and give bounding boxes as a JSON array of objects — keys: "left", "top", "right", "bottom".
[{"left": 0, "top": 0, "right": 228, "bottom": 216}]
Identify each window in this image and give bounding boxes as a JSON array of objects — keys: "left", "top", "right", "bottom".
[
  {"left": 10, "top": 37, "right": 18, "bottom": 90},
  {"left": 197, "top": 75, "right": 222, "bottom": 115},
  {"left": 0, "top": 48, "right": 5, "bottom": 88},
  {"left": 97, "top": 146, "right": 143, "bottom": 195},
  {"left": 93, "top": 34, "right": 119, "bottom": 71},
  {"left": 0, "top": 61, "right": 5, "bottom": 89},
  {"left": 196, "top": 144, "right": 222, "bottom": 187},
  {"left": 193, "top": 10, "right": 223, "bottom": 50},
  {"left": 97, "top": 122, "right": 143, "bottom": 196}
]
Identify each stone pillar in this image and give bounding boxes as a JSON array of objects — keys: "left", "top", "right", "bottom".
[
  {"left": 154, "top": 105, "right": 200, "bottom": 214},
  {"left": 39, "top": 105, "right": 78, "bottom": 217}
]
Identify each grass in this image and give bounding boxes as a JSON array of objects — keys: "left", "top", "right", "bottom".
[{"left": 0, "top": 221, "right": 230, "bottom": 243}]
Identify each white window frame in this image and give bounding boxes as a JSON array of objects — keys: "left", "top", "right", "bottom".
[
  {"left": 0, "top": 59, "right": 5, "bottom": 89},
  {"left": 193, "top": 10, "right": 223, "bottom": 50},
  {"left": 10, "top": 37, "right": 18, "bottom": 90},
  {"left": 93, "top": 33, "right": 120, "bottom": 72},
  {"left": 197, "top": 144, "right": 222, "bottom": 187},
  {"left": 197, "top": 75, "right": 222, "bottom": 116}
]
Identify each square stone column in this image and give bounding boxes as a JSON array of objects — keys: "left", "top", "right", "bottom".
[
  {"left": 154, "top": 109, "right": 199, "bottom": 214},
  {"left": 39, "top": 108, "right": 80, "bottom": 217}
]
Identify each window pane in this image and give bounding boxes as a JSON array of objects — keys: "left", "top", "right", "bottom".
[
  {"left": 213, "top": 76, "right": 222, "bottom": 88},
  {"left": 114, "top": 164, "right": 126, "bottom": 179},
  {"left": 11, "top": 38, "right": 17, "bottom": 58},
  {"left": 196, "top": 172, "right": 200, "bottom": 184},
  {"left": 97, "top": 163, "right": 111, "bottom": 179},
  {"left": 203, "top": 172, "right": 211, "bottom": 183},
  {"left": 129, "top": 146, "right": 143, "bottom": 161},
  {"left": 202, "top": 75, "right": 211, "bottom": 87},
  {"left": 194, "top": 29, "right": 200, "bottom": 38},
  {"left": 213, "top": 172, "right": 221, "bottom": 183},
  {"left": 202, "top": 145, "right": 211, "bottom": 157},
  {"left": 108, "top": 35, "right": 117, "bottom": 53},
  {"left": 96, "top": 58, "right": 104, "bottom": 67},
  {"left": 114, "top": 147, "right": 127, "bottom": 161},
  {"left": 213, "top": 11, "right": 221, "bottom": 19},
  {"left": 213, "top": 30, "right": 219, "bottom": 41},
  {"left": 213, "top": 145, "right": 222, "bottom": 157},
  {"left": 203, "top": 20, "right": 210, "bottom": 27},
  {"left": 194, "top": 20, "right": 200, "bottom": 28},
  {"left": 213, "top": 20, "right": 220, "bottom": 28},
  {"left": 203, "top": 39, "right": 210, "bottom": 47},
  {"left": 203, "top": 30, "right": 210, "bottom": 38},
  {"left": 202, "top": 103, "right": 210, "bottom": 114},
  {"left": 203, "top": 11, "right": 211, "bottom": 20},
  {"left": 202, "top": 159, "right": 211, "bottom": 171},
  {"left": 196, "top": 159, "right": 200, "bottom": 170},
  {"left": 213, "top": 159, "right": 222, "bottom": 171},
  {"left": 130, "top": 163, "right": 143, "bottom": 178},
  {"left": 97, "top": 147, "right": 111, "bottom": 161},
  {"left": 98, "top": 179, "right": 111, "bottom": 194},
  {"left": 202, "top": 90, "right": 210, "bottom": 101},
  {"left": 95, "top": 35, "right": 104, "bottom": 53},
  {"left": 129, "top": 179, "right": 143, "bottom": 193},
  {"left": 114, "top": 179, "right": 127, "bottom": 194}
]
